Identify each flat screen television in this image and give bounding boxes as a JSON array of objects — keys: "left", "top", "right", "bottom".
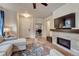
[{"left": 0, "top": 10, "right": 4, "bottom": 36}]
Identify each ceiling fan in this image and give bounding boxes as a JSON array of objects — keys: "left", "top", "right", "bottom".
[{"left": 33, "top": 3, "right": 48, "bottom": 9}]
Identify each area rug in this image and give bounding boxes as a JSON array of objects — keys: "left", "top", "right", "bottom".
[{"left": 12, "top": 43, "right": 50, "bottom": 56}]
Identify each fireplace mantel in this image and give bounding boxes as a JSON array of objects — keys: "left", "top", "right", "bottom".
[{"left": 50, "top": 29, "right": 79, "bottom": 34}]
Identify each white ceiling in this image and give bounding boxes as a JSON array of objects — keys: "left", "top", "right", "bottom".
[{"left": 0, "top": 3, "right": 65, "bottom": 18}]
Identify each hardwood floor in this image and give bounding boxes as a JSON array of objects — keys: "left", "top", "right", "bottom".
[
  {"left": 12, "top": 37, "right": 53, "bottom": 56},
  {"left": 12, "top": 37, "right": 73, "bottom": 56},
  {"left": 26, "top": 37, "right": 54, "bottom": 49},
  {"left": 26, "top": 37, "right": 73, "bottom": 56}
]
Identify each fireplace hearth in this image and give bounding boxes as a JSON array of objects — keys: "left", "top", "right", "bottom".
[{"left": 57, "top": 37, "right": 71, "bottom": 49}]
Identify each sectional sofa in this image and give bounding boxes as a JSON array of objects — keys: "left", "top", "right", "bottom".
[{"left": 0, "top": 38, "right": 27, "bottom": 56}]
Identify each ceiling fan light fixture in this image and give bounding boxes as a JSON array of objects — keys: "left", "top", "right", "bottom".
[
  {"left": 41, "top": 3, "right": 48, "bottom": 6},
  {"left": 32, "top": 3, "right": 48, "bottom": 9}
]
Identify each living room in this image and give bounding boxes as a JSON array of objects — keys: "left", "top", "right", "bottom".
[{"left": 0, "top": 3, "right": 79, "bottom": 56}]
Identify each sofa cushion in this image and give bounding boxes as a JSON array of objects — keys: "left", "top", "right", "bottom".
[
  {"left": 0, "top": 38, "right": 26, "bottom": 53},
  {"left": 0, "top": 38, "right": 26, "bottom": 46},
  {"left": 13, "top": 38, "right": 26, "bottom": 51},
  {"left": 0, "top": 40, "right": 13, "bottom": 46},
  {"left": 13, "top": 38, "right": 26, "bottom": 46},
  {"left": 0, "top": 44, "right": 13, "bottom": 56},
  {"left": 0, "top": 44, "right": 12, "bottom": 52},
  {"left": 4, "top": 37, "right": 17, "bottom": 41}
]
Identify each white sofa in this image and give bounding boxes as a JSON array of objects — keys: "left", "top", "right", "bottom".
[
  {"left": 0, "top": 38, "right": 26, "bottom": 56},
  {"left": 13, "top": 38, "right": 27, "bottom": 51},
  {"left": 0, "top": 44, "right": 13, "bottom": 56}
]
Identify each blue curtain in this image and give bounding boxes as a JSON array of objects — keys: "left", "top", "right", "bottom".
[{"left": 0, "top": 11, "right": 4, "bottom": 36}]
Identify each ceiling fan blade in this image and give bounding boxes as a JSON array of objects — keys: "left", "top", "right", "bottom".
[
  {"left": 41, "top": 3, "right": 48, "bottom": 6},
  {"left": 33, "top": 3, "right": 36, "bottom": 9}
]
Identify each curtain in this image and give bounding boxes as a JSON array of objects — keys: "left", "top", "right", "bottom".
[{"left": 0, "top": 10, "right": 4, "bottom": 36}]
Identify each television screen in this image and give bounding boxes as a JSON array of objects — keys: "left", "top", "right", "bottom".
[{"left": 0, "top": 11, "right": 4, "bottom": 36}]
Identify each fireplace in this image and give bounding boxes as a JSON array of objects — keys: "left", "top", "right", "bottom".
[{"left": 57, "top": 37, "right": 71, "bottom": 49}]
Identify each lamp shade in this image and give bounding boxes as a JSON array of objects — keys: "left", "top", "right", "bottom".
[{"left": 4, "top": 27, "right": 11, "bottom": 32}]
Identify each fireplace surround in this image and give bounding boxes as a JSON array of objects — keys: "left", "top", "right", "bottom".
[
  {"left": 57, "top": 37, "right": 71, "bottom": 49},
  {"left": 52, "top": 32, "right": 79, "bottom": 55}
]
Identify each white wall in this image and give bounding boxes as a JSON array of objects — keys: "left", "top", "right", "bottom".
[
  {"left": 19, "top": 16, "right": 44, "bottom": 38},
  {"left": 43, "top": 14, "right": 54, "bottom": 37},
  {"left": 42, "top": 19, "right": 47, "bottom": 37},
  {"left": 19, "top": 16, "right": 33, "bottom": 38},
  {"left": 0, "top": 6, "right": 17, "bottom": 36},
  {"left": 53, "top": 3, "right": 79, "bottom": 28},
  {"left": 5, "top": 10, "right": 17, "bottom": 32}
]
